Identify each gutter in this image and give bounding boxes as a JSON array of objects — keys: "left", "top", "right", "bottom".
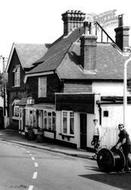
[{"left": 24, "top": 71, "right": 55, "bottom": 83}]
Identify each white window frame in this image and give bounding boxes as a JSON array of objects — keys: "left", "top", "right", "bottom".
[
  {"left": 25, "top": 108, "right": 37, "bottom": 127},
  {"left": 38, "top": 110, "right": 43, "bottom": 129},
  {"left": 12, "top": 99, "right": 20, "bottom": 120},
  {"left": 38, "top": 77, "right": 47, "bottom": 98},
  {"left": 25, "top": 108, "right": 30, "bottom": 126},
  {"left": 43, "top": 110, "right": 56, "bottom": 131},
  {"left": 62, "top": 111, "right": 74, "bottom": 136},
  {"left": 43, "top": 110, "right": 47, "bottom": 129},
  {"left": 13, "top": 65, "right": 20, "bottom": 87},
  {"left": 13, "top": 105, "right": 20, "bottom": 118}
]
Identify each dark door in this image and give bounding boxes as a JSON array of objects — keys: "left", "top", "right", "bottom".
[{"left": 80, "top": 113, "right": 87, "bottom": 149}]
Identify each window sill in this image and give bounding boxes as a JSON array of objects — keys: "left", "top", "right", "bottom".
[
  {"left": 12, "top": 85, "right": 20, "bottom": 88},
  {"left": 12, "top": 116, "right": 19, "bottom": 120},
  {"left": 59, "top": 133, "right": 74, "bottom": 140},
  {"left": 38, "top": 96, "right": 47, "bottom": 98}
]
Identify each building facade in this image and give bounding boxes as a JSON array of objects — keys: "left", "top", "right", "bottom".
[{"left": 7, "top": 43, "right": 49, "bottom": 129}]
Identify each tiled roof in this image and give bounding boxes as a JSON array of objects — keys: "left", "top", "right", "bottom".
[
  {"left": 57, "top": 43, "right": 129, "bottom": 80},
  {"left": 7, "top": 43, "right": 49, "bottom": 72},
  {"left": 27, "top": 27, "right": 131, "bottom": 80},
  {"left": 27, "top": 28, "right": 84, "bottom": 74},
  {"left": 15, "top": 43, "right": 49, "bottom": 69}
]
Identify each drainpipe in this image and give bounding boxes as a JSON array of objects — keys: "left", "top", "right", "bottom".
[
  {"left": 123, "top": 56, "right": 131, "bottom": 129},
  {"left": 96, "top": 101, "right": 102, "bottom": 125}
]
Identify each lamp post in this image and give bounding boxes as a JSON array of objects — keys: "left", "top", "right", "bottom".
[
  {"left": 0, "top": 55, "right": 7, "bottom": 128},
  {"left": 123, "top": 56, "right": 131, "bottom": 129}
]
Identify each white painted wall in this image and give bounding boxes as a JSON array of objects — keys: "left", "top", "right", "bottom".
[
  {"left": 92, "top": 81, "right": 131, "bottom": 96},
  {"left": 100, "top": 104, "right": 131, "bottom": 148},
  {"left": 89, "top": 81, "right": 131, "bottom": 148},
  {"left": 87, "top": 110, "right": 119, "bottom": 149}
]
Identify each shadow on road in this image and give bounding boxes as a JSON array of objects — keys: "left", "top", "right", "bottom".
[{"left": 79, "top": 172, "right": 131, "bottom": 190}]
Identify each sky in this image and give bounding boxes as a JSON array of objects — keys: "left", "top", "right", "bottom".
[{"left": 0, "top": 0, "right": 131, "bottom": 71}]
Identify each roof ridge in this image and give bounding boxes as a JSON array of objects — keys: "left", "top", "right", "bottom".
[{"left": 14, "top": 42, "right": 46, "bottom": 46}]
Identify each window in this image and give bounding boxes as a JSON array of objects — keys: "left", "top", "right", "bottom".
[
  {"left": 25, "top": 109, "right": 30, "bottom": 126},
  {"left": 30, "top": 110, "right": 33, "bottom": 126},
  {"left": 38, "top": 77, "right": 47, "bottom": 97},
  {"left": 13, "top": 65, "right": 20, "bottom": 87},
  {"left": 70, "top": 112, "right": 74, "bottom": 135},
  {"left": 52, "top": 112, "right": 56, "bottom": 131},
  {"left": 63, "top": 112, "right": 67, "bottom": 133},
  {"left": 12, "top": 99, "right": 20, "bottom": 119},
  {"left": 25, "top": 109, "right": 37, "bottom": 127},
  {"left": 14, "top": 106, "right": 20, "bottom": 117},
  {"left": 43, "top": 110, "right": 56, "bottom": 131},
  {"left": 48, "top": 112, "right": 52, "bottom": 130},
  {"left": 62, "top": 111, "right": 74, "bottom": 135},
  {"left": 103, "top": 110, "right": 109, "bottom": 117},
  {"left": 38, "top": 110, "right": 43, "bottom": 129},
  {"left": 27, "top": 97, "right": 35, "bottom": 105},
  {"left": 43, "top": 111, "right": 47, "bottom": 129}
]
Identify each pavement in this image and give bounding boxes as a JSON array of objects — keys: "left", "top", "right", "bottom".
[{"left": 0, "top": 129, "right": 95, "bottom": 160}]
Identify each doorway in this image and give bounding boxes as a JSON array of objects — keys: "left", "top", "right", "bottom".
[{"left": 80, "top": 113, "right": 87, "bottom": 149}]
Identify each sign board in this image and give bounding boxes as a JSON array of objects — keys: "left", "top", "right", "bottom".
[
  {"left": 86, "top": 9, "right": 118, "bottom": 41},
  {"left": 56, "top": 93, "right": 95, "bottom": 113},
  {"left": 86, "top": 10, "right": 118, "bottom": 28}
]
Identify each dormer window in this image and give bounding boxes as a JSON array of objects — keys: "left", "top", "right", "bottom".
[{"left": 13, "top": 65, "right": 20, "bottom": 87}]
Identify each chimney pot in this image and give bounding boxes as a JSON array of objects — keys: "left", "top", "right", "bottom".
[
  {"left": 62, "top": 10, "right": 85, "bottom": 35},
  {"left": 118, "top": 14, "right": 123, "bottom": 27},
  {"left": 115, "top": 14, "right": 130, "bottom": 51}
]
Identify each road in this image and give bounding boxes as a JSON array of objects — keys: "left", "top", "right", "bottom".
[{"left": 0, "top": 140, "right": 131, "bottom": 190}]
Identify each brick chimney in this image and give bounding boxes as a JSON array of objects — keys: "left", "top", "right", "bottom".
[
  {"left": 62, "top": 10, "right": 85, "bottom": 35},
  {"left": 114, "top": 14, "right": 130, "bottom": 51},
  {"left": 80, "top": 18, "right": 97, "bottom": 71}
]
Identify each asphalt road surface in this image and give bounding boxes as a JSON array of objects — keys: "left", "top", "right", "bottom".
[{"left": 0, "top": 140, "right": 131, "bottom": 190}]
